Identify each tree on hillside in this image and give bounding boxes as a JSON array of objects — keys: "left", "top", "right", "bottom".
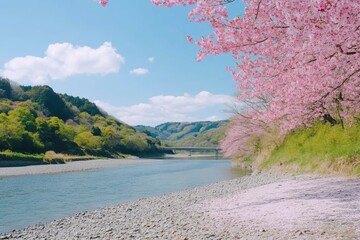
[
  {"left": 61, "top": 94, "right": 105, "bottom": 117},
  {"left": 8, "top": 107, "right": 37, "bottom": 132},
  {"left": 74, "top": 131, "right": 103, "bottom": 153},
  {"left": 0, "top": 110, "right": 43, "bottom": 153},
  {"left": 0, "top": 78, "right": 12, "bottom": 99},
  {"left": 151, "top": 0, "right": 359, "bottom": 156},
  {"left": 36, "top": 116, "right": 79, "bottom": 153},
  {"left": 28, "top": 86, "right": 74, "bottom": 121}
]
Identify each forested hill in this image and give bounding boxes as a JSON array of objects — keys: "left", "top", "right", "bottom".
[
  {"left": 134, "top": 120, "right": 229, "bottom": 147},
  {"left": 0, "top": 77, "right": 162, "bottom": 157}
]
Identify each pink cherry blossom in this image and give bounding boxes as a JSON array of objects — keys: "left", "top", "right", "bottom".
[
  {"left": 153, "top": 0, "right": 360, "bottom": 157},
  {"left": 186, "top": 35, "right": 194, "bottom": 44},
  {"left": 99, "top": 0, "right": 108, "bottom": 7}
]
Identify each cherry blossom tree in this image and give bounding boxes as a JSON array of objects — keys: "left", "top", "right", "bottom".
[
  {"left": 151, "top": 0, "right": 359, "bottom": 156},
  {"left": 102, "top": 1, "right": 359, "bottom": 156}
]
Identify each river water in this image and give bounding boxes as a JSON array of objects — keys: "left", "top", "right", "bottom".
[{"left": 0, "top": 159, "right": 241, "bottom": 233}]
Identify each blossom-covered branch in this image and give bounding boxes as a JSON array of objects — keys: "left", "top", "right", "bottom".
[{"left": 152, "top": 0, "right": 360, "bottom": 156}]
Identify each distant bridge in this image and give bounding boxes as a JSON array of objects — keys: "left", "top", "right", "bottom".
[{"left": 163, "top": 146, "right": 222, "bottom": 159}]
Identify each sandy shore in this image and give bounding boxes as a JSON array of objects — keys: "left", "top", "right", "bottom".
[
  {"left": 0, "top": 158, "right": 162, "bottom": 178},
  {"left": 1, "top": 173, "right": 359, "bottom": 239}
]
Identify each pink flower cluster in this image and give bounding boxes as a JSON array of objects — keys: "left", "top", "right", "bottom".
[
  {"left": 153, "top": 0, "right": 360, "bottom": 157},
  {"left": 99, "top": 0, "right": 108, "bottom": 7}
]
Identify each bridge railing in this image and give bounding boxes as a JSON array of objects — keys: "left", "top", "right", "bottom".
[{"left": 162, "top": 146, "right": 222, "bottom": 159}]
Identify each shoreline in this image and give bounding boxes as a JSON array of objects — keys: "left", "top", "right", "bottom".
[
  {"left": 1, "top": 173, "right": 359, "bottom": 239},
  {"left": 0, "top": 158, "right": 162, "bottom": 178}
]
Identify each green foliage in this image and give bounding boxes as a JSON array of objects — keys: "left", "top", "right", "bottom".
[
  {"left": 0, "top": 109, "right": 44, "bottom": 153},
  {"left": 135, "top": 120, "right": 228, "bottom": 147},
  {"left": 0, "top": 80, "right": 163, "bottom": 161},
  {"left": 91, "top": 126, "right": 102, "bottom": 136},
  {"left": 0, "top": 150, "right": 100, "bottom": 167},
  {"left": 0, "top": 100, "right": 11, "bottom": 113},
  {"left": 261, "top": 122, "right": 360, "bottom": 176},
  {"left": 165, "top": 126, "right": 226, "bottom": 147},
  {"left": 27, "top": 86, "right": 74, "bottom": 121},
  {"left": 0, "top": 150, "right": 44, "bottom": 167},
  {"left": 61, "top": 94, "right": 105, "bottom": 117},
  {"left": 0, "top": 78, "right": 12, "bottom": 99},
  {"left": 8, "top": 107, "right": 36, "bottom": 132},
  {"left": 74, "top": 131, "right": 103, "bottom": 152},
  {"left": 43, "top": 151, "right": 99, "bottom": 163},
  {"left": 35, "top": 116, "right": 77, "bottom": 153}
]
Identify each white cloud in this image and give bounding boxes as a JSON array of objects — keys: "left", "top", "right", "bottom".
[
  {"left": 130, "top": 68, "right": 149, "bottom": 75},
  {"left": 2, "top": 42, "right": 124, "bottom": 84},
  {"left": 205, "top": 115, "right": 223, "bottom": 121},
  {"left": 94, "top": 91, "right": 235, "bottom": 126},
  {"left": 148, "top": 57, "right": 155, "bottom": 63}
]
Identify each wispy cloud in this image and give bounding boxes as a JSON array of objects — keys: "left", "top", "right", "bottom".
[
  {"left": 129, "top": 68, "right": 149, "bottom": 75},
  {"left": 94, "top": 91, "right": 235, "bottom": 126},
  {"left": 148, "top": 57, "right": 155, "bottom": 63},
  {"left": 2, "top": 42, "right": 124, "bottom": 84}
]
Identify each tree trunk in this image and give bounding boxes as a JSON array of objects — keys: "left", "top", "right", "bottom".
[{"left": 323, "top": 113, "right": 337, "bottom": 125}]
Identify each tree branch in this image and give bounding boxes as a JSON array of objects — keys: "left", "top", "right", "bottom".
[
  {"left": 254, "top": 0, "right": 263, "bottom": 22},
  {"left": 321, "top": 68, "right": 360, "bottom": 100}
]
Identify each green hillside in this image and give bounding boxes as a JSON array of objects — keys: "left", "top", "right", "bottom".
[
  {"left": 0, "top": 77, "right": 163, "bottom": 162},
  {"left": 135, "top": 120, "right": 228, "bottom": 147}
]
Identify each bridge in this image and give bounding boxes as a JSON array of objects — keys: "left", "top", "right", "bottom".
[{"left": 163, "top": 146, "right": 222, "bottom": 159}]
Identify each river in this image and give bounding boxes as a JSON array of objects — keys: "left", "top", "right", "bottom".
[{"left": 0, "top": 159, "right": 242, "bottom": 233}]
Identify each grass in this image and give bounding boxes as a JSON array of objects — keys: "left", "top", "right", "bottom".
[
  {"left": 0, "top": 150, "right": 43, "bottom": 161},
  {"left": 260, "top": 122, "right": 360, "bottom": 176},
  {"left": 43, "top": 151, "right": 99, "bottom": 164},
  {"left": 0, "top": 150, "right": 100, "bottom": 167}
]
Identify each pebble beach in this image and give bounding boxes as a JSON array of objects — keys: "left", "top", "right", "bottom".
[
  {"left": 1, "top": 173, "right": 359, "bottom": 239},
  {"left": 0, "top": 159, "right": 161, "bottom": 178}
]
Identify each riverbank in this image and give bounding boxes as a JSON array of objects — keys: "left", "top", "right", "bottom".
[
  {"left": 1, "top": 173, "right": 359, "bottom": 239},
  {"left": 0, "top": 158, "right": 162, "bottom": 178},
  {"left": 0, "top": 151, "right": 103, "bottom": 167}
]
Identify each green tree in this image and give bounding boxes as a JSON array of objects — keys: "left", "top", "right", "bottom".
[
  {"left": 0, "top": 111, "right": 43, "bottom": 153},
  {"left": 0, "top": 78, "right": 12, "bottom": 99},
  {"left": 28, "top": 86, "right": 74, "bottom": 121},
  {"left": 8, "top": 107, "right": 36, "bottom": 132},
  {"left": 36, "top": 116, "right": 79, "bottom": 153},
  {"left": 74, "top": 131, "right": 102, "bottom": 152}
]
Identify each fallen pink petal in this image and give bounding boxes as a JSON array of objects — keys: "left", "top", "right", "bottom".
[{"left": 99, "top": 0, "right": 108, "bottom": 7}]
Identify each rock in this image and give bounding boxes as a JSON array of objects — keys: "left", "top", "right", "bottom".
[{"left": 3, "top": 174, "right": 358, "bottom": 240}]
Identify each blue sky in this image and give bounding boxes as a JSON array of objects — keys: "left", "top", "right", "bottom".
[{"left": 0, "top": 0, "right": 243, "bottom": 126}]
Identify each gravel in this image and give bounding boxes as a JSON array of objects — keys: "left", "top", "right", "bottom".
[
  {"left": 1, "top": 173, "right": 359, "bottom": 239},
  {"left": 0, "top": 159, "right": 161, "bottom": 178}
]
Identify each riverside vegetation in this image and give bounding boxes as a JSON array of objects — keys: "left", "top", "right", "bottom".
[
  {"left": 0, "top": 78, "right": 164, "bottom": 166},
  {"left": 261, "top": 122, "right": 360, "bottom": 176},
  {"left": 233, "top": 121, "right": 360, "bottom": 176},
  {"left": 1, "top": 76, "right": 359, "bottom": 176}
]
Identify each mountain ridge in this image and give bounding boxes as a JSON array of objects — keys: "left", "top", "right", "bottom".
[{"left": 134, "top": 120, "right": 229, "bottom": 147}]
